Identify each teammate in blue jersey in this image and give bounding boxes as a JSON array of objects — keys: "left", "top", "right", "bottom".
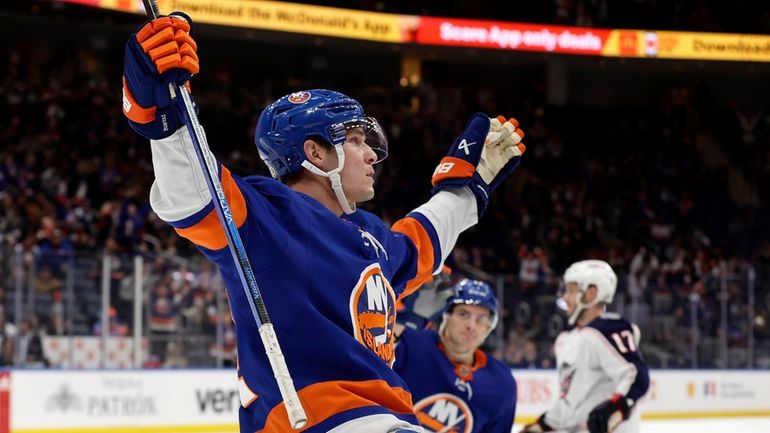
[
  {"left": 121, "top": 12, "right": 526, "bottom": 433},
  {"left": 521, "top": 260, "right": 650, "bottom": 433},
  {"left": 393, "top": 278, "right": 518, "bottom": 433}
]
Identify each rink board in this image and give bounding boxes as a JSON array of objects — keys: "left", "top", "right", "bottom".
[
  {"left": 513, "top": 369, "right": 770, "bottom": 423},
  {"left": 7, "top": 370, "right": 238, "bottom": 433},
  {"left": 3, "top": 369, "right": 769, "bottom": 432}
]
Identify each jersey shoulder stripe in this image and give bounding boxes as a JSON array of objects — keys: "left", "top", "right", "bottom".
[
  {"left": 171, "top": 165, "right": 247, "bottom": 250},
  {"left": 391, "top": 215, "right": 438, "bottom": 298}
]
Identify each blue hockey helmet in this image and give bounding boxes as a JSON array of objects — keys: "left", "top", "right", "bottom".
[
  {"left": 444, "top": 278, "right": 499, "bottom": 332},
  {"left": 255, "top": 89, "right": 388, "bottom": 179}
]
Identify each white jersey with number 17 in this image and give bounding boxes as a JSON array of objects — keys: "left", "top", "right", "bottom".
[{"left": 544, "top": 313, "right": 649, "bottom": 433}]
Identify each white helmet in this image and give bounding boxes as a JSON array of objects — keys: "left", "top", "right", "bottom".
[{"left": 562, "top": 259, "right": 617, "bottom": 324}]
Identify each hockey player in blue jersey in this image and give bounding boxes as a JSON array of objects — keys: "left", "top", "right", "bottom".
[
  {"left": 521, "top": 260, "right": 649, "bottom": 433},
  {"left": 393, "top": 278, "right": 518, "bottom": 433},
  {"left": 121, "top": 12, "right": 526, "bottom": 433}
]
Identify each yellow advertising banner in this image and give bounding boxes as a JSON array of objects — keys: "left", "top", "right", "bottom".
[
  {"left": 65, "top": 0, "right": 770, "bottom": 62},
  {"left": 602, "top": 29, "right": 770, "bottom": 62},
  {"left": 89, "top": 0, "right": 411, "bottom": 43}
]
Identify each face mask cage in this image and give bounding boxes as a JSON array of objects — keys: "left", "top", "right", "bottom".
[{"left": 328, "top": 116, "right": 388, "bottom": 163}]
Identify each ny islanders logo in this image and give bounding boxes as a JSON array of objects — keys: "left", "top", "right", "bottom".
[
  {"left": 414, "top": 393, "right": 473, "bottom": 433},
  {"left": 287, "top": 91, "right": 311, "bottom": 104},
  {"left": 349, "top": 263, "right": 396, "bottom": 366}
]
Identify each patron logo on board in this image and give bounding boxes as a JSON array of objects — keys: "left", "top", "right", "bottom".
[
  {"left": 45, "top": 384, "right": 84, "bottom": 412},
  {"left": 43, "top": 382, "right": 158, "bottom": 416}
]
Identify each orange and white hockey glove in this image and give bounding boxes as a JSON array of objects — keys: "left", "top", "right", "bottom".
[
  {"left": 431, "top": 113, "right": 525, "bottom": 215},
  {"left": 122, "top": 12, "right": 199, "bottom": 140},
  {"left": 477, "top": 115, "right": 526, "bottom": 191}
]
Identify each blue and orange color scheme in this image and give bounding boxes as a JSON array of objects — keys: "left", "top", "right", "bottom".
[
  {"left": 394, "top": 329, "right": 518, "bottom": 433},
  {"left": 148, "top": 136, "right": 472, "bottom": 432}
]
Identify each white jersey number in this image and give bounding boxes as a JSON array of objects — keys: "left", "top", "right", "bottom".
[{"left": 610, "top": 330, "right": 637, "bottom": 353}]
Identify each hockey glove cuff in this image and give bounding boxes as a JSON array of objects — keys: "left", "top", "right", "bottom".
[{"left": 587, "top": 393, "right": 630, "bottom": 433}]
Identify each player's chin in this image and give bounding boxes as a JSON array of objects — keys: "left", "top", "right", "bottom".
[{"left": 359, "top": 187, "right": 375, "bottom": 202}]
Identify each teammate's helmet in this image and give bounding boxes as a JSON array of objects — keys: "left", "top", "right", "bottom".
[
  {"left": 562, "top": 259, "right": 617, "bottom": 304},
  {"left": 255, "top": 89, "right": 387, "bottom": 179},
  {"left": 445, "top": 278, "right": 499, "bottom": 331}
]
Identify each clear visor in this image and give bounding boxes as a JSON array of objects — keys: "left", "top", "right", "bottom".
[{"left": 331, "top": 117, "right": 388, "bottom": 163}]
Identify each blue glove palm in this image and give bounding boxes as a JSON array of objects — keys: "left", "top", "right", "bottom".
[{"left": 122, "top": 13, "right": 199, "bottom": 140}]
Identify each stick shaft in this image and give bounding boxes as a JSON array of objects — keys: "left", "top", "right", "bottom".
[
  {"left": 139, "top": 0, "right": 307, "bottom": 428},
  {"left": 142, "top": 0, "right": 160, "bottom": 19}
]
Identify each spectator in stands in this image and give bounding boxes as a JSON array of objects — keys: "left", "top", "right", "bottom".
[
  {"left": 16, "top": 318, "right": 48, "bottom": 367},
  {"left": 0, "top": 306, "right": 16, "bottom": 362},
  {"left": 162, "top": 341, "right": 188, "bottom": 368},
  {"left": 509, "top": 339, "right": 541, "bottom": 369},
  {"left": 628, "top": 246, "right": 659, "bottom": 305},
  {"left": 91, "top": 307, "right": 128, "bottom": 336},
  {"left": 0, "top": 337, "right": 13, "bottom": 367}
]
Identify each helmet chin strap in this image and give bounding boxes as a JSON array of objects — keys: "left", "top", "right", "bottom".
[
  {"left": 568, "top": 291, "right": 603, "bottom": 325},
  {"left": 301, "top": 144, "right": 356, "bottom": 214},
  {"left": 567, "top": 303, "right": 585, "bottom": 325}
]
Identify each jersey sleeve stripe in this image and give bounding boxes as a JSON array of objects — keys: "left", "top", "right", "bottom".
[
  {"left": 257, "top": 379, "right": 414, "bottom": 433},
  {"left": 406, "top": 212, "right": 442, "bottom": 274},
  {"left": 173, "top": 166, "right": 247, "bottom": 250},
  {"left": 168, "top": 201, "right": 214, "bottom": 229},
  {"left": 392, "top": 216, "right": 436, "bottom": 299}
]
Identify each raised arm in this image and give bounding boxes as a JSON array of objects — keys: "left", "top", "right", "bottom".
[
  {"left": 122, "top": 14, "right": 249, "bottom": 251},
  {"left": 393, "top": 113, "right": 525, "bottom": 297}
]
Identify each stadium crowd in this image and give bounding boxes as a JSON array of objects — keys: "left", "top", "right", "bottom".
[{"left": 1, "top": 3, "right": 769, "bottom": 369}]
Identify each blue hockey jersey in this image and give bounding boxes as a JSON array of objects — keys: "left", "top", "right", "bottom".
[
  {"left": 149, "top": 128, "right": 479, "bottom": 432},
  {"left": 394, "top": 329, "right": 517, "bottom": 433}
]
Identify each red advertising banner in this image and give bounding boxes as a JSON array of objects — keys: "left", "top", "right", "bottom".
[
  {"left": 0, "top": 371, "right": 9, "bottom": 433},
  {"left": 56, "top": 0, "right": 770, "bottom": 62},
  {"left": 416, "top": 17, "right": 612, "bottom": 55}
]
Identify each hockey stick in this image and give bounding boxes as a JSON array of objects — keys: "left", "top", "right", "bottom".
[{"left": 140, "top": 0, "right": 307, "bottom": 428}]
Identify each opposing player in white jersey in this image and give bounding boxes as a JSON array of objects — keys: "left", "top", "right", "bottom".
[
  {"left": 121, "top": 12, "right": 527, "bottom": 433},
  {"left": 521, "top": 260, "right": 649, "bottom": 433},
  {"left": 394, "top": 278, "right": 518, "bottom": 433}
]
